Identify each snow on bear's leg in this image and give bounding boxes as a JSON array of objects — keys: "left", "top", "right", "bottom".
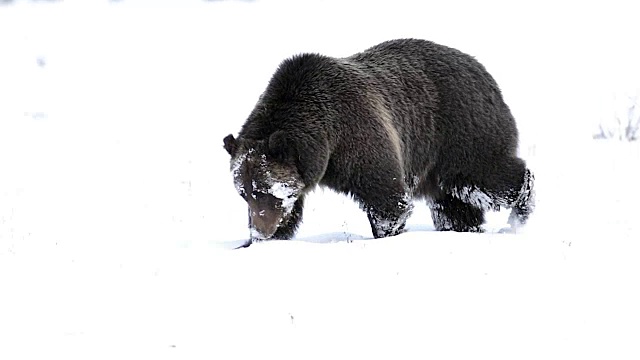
[
  {"left": 508, "top": 168, "right": 536, "bottom": 228},
  {"left": 365, "top": 192, "right": 414, "bottom": 239}
]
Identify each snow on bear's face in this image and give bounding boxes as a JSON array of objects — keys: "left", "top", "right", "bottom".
[{"left": 223, "top": 132, "right": 305, "bottom": 240}]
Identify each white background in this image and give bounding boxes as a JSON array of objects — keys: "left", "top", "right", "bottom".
[{"left": 1, "top": 1, "right": 639, "bottom": 359}]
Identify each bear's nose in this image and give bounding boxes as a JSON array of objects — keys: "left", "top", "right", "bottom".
[{"left": 250, "top": 210, "right": 278, "bottom": 238}]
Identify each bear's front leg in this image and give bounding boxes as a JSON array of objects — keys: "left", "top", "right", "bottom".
[
  {"left": 363, "top": 191, "right": 413, "bottom": 239},
  {"left": 270, "top": 195, "right": 305, "bottom": 240}
]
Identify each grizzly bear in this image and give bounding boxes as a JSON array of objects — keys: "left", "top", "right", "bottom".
[{"left": 223, "top": 38, "right": 535, "bottom": 242}]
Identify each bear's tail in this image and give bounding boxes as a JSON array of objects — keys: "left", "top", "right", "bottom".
[{"left": 508, "top": 167, "right": 535, "bottom": 228}]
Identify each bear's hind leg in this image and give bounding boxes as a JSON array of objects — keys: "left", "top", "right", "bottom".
[
  {"left": 430, "top": 194, "right": 485, "bottom": 232},
  {"left": 507, "top": 167, "right": 536, "bottom": 228},
  {"left": 472, "top": 156, "right": 535, "bottom": 229},
  {"left": 270, "top": 195, "right": 305, "bottom": 240}
]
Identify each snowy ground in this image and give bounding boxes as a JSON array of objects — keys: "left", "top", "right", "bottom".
[{"left": 1, "top": 0, "right": 640, "bottom": 359}]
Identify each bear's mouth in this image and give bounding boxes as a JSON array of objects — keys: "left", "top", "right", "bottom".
[
  {"left": 247, "top": 195, "right": 283, "bottom": 239},
  {"left": 249, "top": 225, "right": 272, "bottom": 240}
]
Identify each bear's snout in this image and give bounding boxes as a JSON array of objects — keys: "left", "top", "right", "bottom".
[
  {"left": 250, "top": 208, "right": 281, "bottom": 239},
  {"left": 248, "top": 190, "right": 285, "bottom": 239}
]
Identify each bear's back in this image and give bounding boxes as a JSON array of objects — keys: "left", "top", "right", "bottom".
[
  {"left": 240, "top": 39, "right": 520, "bottom": 186},
  {"left": 348, "top": 38, "right": 520, "bottom": 179}
]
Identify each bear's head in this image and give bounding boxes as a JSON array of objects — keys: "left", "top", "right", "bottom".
[{"left": 223, "top": 131, "right": 305, "bottom": 240}]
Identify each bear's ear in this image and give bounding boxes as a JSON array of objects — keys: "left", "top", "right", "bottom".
[
  {"left": 268, "top": 130, "right": 296, "bottom": 161},
  {"left": 223, "top": 134, "right": 237, "bottom": 156}
]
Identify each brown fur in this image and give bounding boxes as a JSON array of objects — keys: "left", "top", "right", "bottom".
[{"left": 224, "top": 38, "right": 535, "bottom": 240}]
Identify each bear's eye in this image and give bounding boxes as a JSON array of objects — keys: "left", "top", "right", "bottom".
[{"left": 239, "top": 189, "right": 247, "bottom": 198}]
